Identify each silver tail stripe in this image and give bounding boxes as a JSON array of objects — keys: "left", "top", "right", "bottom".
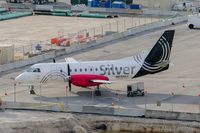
[
  {"left": 162, "top": 36, "right": 170, "bottom": 60},
  {"left": 138, "top": 35, "right": 170, "bottom": 72},
  {"left": 160, "top": 37, "right": 169, "bottom": 61}
]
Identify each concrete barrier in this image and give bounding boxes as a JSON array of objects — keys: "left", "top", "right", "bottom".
[
  {"left": 146, "top": 110, "right": 200, "bottom": 122},
  {"left": 114, "top": 107, "right": 145, "bottom": 116},
  {"left": 82, "top": 105, "right": 114, "bottom": 115},
  {"left": 0, "top": 16, "right": 187, "bottom": 73},
  {"left": 1, "top": 101, "right": 145, "bottom": 116}
]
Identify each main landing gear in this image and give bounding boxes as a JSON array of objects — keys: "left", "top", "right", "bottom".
[{"left": 95, "top": 85, "right": 101, "bottom": 96}]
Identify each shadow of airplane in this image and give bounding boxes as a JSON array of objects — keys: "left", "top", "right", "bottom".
[{"left": 33, "top": 87, "right": 200, "bottom": 109}]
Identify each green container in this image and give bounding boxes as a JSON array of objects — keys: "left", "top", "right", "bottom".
[
  {"left": 66, "top": 11, "right": 72, "bottom": 16},
  {"left": 0, "top": 9, "right": 9, "bottom": 14},
  {"left": 71, "top": 0, "right": 88, "bottom": 5},
  {"left": 52, "top": 12, "right": 66, "bottom": 16},
  {"left": 0, "top": 12, "right": 32, "bottom": 21},
  {"left": 52, "top": 10, "right": 67, "bottom": 13},
  {"left": 79, "top": 13, "right": 107, "bottom": 18}
]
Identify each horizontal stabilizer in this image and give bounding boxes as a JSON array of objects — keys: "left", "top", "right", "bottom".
[{"left": 90, "top": 80, "right": 112, "bottom": 84}]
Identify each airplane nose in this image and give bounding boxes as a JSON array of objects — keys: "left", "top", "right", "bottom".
[{"left": 15, "top": 74, "right": 23, "bottom": 82}]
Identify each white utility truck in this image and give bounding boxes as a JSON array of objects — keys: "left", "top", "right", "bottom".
[
  {"left": 173, "top": 2, "right": 193, "bottom": 11},
  {"left": 188, "top": 15, "right": 200, "bottom": 29}
]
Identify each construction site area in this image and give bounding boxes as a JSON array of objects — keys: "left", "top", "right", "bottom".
[{"left": 0, "top": 0, "right": 200, "bottom": 133}]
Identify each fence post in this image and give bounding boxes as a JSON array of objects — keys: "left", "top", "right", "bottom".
[
  {"left": 132, "top": 17, "right": 134, "bottom": 27},
  {"left": 117, "top": 21, "right": 119, "bottom": 32},
  {"left": 93, "top": 27, "right": 95, "bottom": 39},
  {"left": 31, "top": 44, "right": 33, "bottom": 55},
  {"left": 101, "top": 25, "right": 103, "bottom": 36},
  {"left": 109, "top": 22, "right": 111, "bottom": 31},
  {"left": 124, "top": 19, "right": 126, "bottom": 31},
  {"left": 139, "top": 17, "right": 140, "bottom": 26},
  {"left": 23, "top": 45, "right": 24, "bottom": 60}
]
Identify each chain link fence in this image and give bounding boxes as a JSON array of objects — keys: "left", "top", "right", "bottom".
[
  {"left": 4, "top": 16, "right": 162, "bottom": 62},
  {"left": 0, "top": 15, "right": 172, "bottom": 64}
]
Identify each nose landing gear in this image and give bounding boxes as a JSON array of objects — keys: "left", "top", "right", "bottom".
[{"left": 29, "top": 85, "right": 36, "bottom": 95}]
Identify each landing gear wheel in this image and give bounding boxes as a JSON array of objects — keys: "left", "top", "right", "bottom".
[
  {"left": 95, "top": 85, "right": 101, "bottom": 96},
  {"left": 189, "top": 24, "right": 194, "bottom": 29},
  {"left": 30, "top": 89, "right": 36, "bottom": 94},
  {"left": 29, "top": 85, "right": 36, "bottom": 95},
  {"left": 95, "top": 90, "right": 101, "bottom": 96}
]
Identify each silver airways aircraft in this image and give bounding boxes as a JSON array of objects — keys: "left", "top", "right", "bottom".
[{"left": 15, "top": 30, "right": 175, "bottom": 96}]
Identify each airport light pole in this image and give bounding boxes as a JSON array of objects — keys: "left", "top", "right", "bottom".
[
  {"left": 39, "top": 84, "right": 42, "bottom": 104},
  {"left": 14, "top": 83, "right": 16, "bottom": 103},
  {"left": 198, "top": 94, "right": 200, "bottom": 113},
  {"left": 171, "top": 92, "right": 174, "bottom": 112},
  {"left": 66, "top": 85, "right": 68, "bottom": 106},
  {"left": 145, "top": 90, "right": 147, "bottom": 112}
]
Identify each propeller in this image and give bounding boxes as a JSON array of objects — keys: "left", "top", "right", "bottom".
[
  {"left": 67, "top": 64, "right": 72, "bottom": 91},
  {"left": 53, "top": 58, "right": 56, "bottom": 63}
]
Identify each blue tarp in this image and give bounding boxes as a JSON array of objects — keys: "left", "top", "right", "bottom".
[{"left": 112, "top": 1, "right": 125, "bottom": 8}]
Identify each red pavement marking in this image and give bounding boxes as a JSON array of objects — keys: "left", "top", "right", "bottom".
[{"left": 183, "top": 104, "right": 199, "bottom": 112}]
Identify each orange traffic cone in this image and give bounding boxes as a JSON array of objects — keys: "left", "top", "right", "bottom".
[
  {"left": 112, "top": 101, "right": 114, "bottom": 106},
  {"left": 182, "top": 83, "right": 185, "bottom": 88},
  {"left": 5, "top": 89, "right": 7, "bottom": 96}
]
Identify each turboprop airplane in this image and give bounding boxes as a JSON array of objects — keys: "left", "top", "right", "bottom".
[{"left": 15, "top": 30, "right": 175, "bottom": 96}]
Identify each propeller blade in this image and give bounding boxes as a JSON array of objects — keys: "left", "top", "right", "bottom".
[
  {"left": 67, "top": 64, "right": 72, "bottom": 91},
  {"left": 67, "top": 64, "right": 70, "bottom": 76},
  {"left": 53, "top": 58, "right": 56, "bottom": 63},
  {"left": 69, "top": 79, "right": 71, "bottom": 92}
]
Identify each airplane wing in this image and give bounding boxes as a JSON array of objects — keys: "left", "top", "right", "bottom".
[
  {"left": 65, "top": 58, "right": 78, "bottom": 63},
  {"left": 90, "top": 80, "right": 112, "bottom": 84}
]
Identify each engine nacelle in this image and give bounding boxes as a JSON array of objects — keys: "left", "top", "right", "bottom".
[{"left": 71, "top": 74, "right": 109, "bottom": 87}]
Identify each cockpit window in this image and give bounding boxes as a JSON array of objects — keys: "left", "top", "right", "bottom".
[
  {"left": 33, "top": 68, "right": 41, "bottom": 72},
  {"left": 27, "top": 67, "right": 41, "bottom": 73}
]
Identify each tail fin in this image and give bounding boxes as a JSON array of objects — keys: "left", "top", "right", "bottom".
[{"left": 134, "top": 30, "right": 175, "bottom": 78}]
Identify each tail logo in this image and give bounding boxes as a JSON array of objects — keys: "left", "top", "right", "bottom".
[{"left": 134, "top": 35, "right": 171, "bottom": 73}]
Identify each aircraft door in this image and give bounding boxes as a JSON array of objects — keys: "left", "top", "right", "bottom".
[{"left": 50, "top": 65, "right": 65, "bottom": 81}]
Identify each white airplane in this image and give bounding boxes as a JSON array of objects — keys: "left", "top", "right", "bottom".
[{"left": 15, "top": 30, "right": 175, "bottom": 96}]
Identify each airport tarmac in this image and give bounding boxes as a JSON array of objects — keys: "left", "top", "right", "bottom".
[{"left": 1, "top": 23, "right": 200, "bottom": 114}]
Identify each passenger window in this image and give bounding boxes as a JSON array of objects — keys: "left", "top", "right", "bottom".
[
  {"left": 80, "top": 69, "right": 82, "bottom": 72},
  {"left": 95, "top": 68, "right": 98, "bottom": 71},
  {"left": 33, "top": 68, "right": 40, "bottom": 72},
  {"left": 90, "top": 68, "right": 93, "bottom": 71},
  {"left": 85, "top": 68, "right": 87, "bottom": 72},
  {"left": 75, "top": 69, "right": 77, "bottom": 72}
]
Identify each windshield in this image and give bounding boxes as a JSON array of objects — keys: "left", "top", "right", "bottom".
[{"left": 27, "top": 67, "right": 41, "bottom": 72}]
